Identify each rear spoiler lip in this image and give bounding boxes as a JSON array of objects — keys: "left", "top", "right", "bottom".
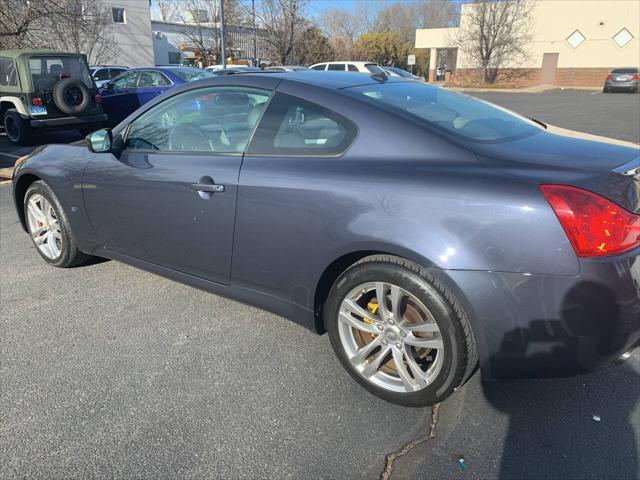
[{"left": 613, "top": 156, "right": 640, "bottom": 178}]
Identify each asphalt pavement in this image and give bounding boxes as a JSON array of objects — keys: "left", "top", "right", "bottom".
[{"left": 1, "top": 89, "right": 639, "bottom": 479}]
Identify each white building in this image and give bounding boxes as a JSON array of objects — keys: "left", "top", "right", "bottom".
[{"left": 100, "top": 0, "right": 154, "bottom": 67}]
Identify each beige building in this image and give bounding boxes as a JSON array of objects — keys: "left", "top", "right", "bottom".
[{"left": 415, "top": 0, "right": 639, "bottom": 86}]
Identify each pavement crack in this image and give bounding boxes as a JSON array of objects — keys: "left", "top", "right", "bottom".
[{"left": 380, "top": 403, "right": 440, "bottom": 480}]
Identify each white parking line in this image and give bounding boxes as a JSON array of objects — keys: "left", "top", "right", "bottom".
[{"left": 0, "top": 152, "right": 20, "bottom": 158}]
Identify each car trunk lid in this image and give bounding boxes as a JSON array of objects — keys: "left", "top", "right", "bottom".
[{"left": 470, "top": 125, "right": 640, "bottom": 214}]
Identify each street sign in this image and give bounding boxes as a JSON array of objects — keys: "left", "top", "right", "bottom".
[{"left": 407, "top": 54, "right": 416, "bottom": 66}]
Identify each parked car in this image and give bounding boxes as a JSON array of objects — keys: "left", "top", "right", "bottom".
[
  {"left": 603, "top": 67, "right": 639, "bottom": 93},
  {"left": 100, "top": 66, "right": 214, "bottom": 126},
  {"left": 12, "top": 72, "right": 640, "bottom": 407},
  {"left": 90, "top": 65, "right": 128, "bottom": 88},
  {"left": 383, "top": 66, "right": 422, "bottom": 80},
  {"left": 266, "top": 66, "right": 311, "bottom": 72},
  {"left": 205, "top": 65, "right": 255, "bottom": 73},
  {"left": 208, "top": 66, "right": 263, "bottom": 76},
  {"left": 0, "top": 49, "right": 107, "bottom": 144},
  {"left": 310, "top": 61, "right": 385, "bottom": 74}
]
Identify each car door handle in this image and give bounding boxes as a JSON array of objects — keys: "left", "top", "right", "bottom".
[{"left": 190, "top": 183, "right": 224, "bottom": 193}]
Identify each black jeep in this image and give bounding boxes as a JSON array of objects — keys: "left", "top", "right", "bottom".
[{"left": 0, "top": 49, "right": 108, "bottom": 145}]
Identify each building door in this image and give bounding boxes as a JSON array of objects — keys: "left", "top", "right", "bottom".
[{"left": 540, "top": 53, "right": 559, "bottom": 85}]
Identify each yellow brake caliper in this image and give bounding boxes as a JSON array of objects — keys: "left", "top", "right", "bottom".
[{"left": 363, "top": 300, "right": 379, "bottom": 324}]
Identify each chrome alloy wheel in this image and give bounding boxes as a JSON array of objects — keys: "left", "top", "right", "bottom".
[
  {"left": 337, "top": 282, "right": 444, "bottom": 393},
  {"left": 26, "top": 194, "right": 62, "bottom": 259}
]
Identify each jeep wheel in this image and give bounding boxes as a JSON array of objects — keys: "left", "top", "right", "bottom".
[
  {"left": 53, "top": 78, "right": 91, "bottom": 115},
  {"left": 4, "top": 109, "right": 32, "bottom": 145}
]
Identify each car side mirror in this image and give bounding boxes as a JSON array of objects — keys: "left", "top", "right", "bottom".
[{"left": 87, "top": 129, "right": 112, "bottom": 153}]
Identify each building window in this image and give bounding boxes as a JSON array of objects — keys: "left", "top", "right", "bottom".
[
  {"left": 112, "top": 7, "right": 125, "bottom": 23},
  {"left": 189, "top": 9, "right": 209, "bottom": 23},
  {"left": 613, "top": 28, "right": 633, "bottom": 48},
  {"left": 566, "top": 30, "right": 585, "bottom": 49}
]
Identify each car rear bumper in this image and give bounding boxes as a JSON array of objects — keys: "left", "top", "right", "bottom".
[
  {"left": 442, "top": 247, "right": 640, "bottom": 380},
  {"left": 604, "top": 80, "right": 638, "bottom": 90},
  {"left": 30, "top": 113, "right": 108, "bottom": 128}
]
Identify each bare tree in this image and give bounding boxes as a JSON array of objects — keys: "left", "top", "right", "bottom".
[
  {"left": 43, "top": 0, "right": 119, "bottom": 65},
  {"left": 253, "top": 0, "right": 310, "bottom": 65},
  {"left": 456, "top": 0, "right": 534, "bottom": 83},
  {"left": 318, "top": 1, "right": 379, "bottom": 59},
  {"left": 155, "top": 0, "right": 179, "bottom": 22},
  {"left": 0, "top": 0, "right": 61, "bottom": 48}
]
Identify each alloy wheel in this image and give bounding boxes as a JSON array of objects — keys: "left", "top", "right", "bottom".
[
  {"left": 26, "top": 194, "right": 62, "bottom": 259},
  {"left": 337, "top": 282, "right": 444, "bottom": 393}
]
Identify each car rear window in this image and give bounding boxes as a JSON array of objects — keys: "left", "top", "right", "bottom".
[
  {"left": 344, "top": 82, "right": 542, "bottom": 143},
  {"left": 365, "top": 64, "right": 385, "bottom": 74},
  {"left": 328, "top": 64, "right": 345, "bottom": 71},
  {"left": 611, "top": 68, "right": 638, "bottom": 74},
  {"left": 167, "top": 67, "right": 214, "bottom": 82},
  {"left": 28, "top": 56, "right": 93, "bottom": 90}
]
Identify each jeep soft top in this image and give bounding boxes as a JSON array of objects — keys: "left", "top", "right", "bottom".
[{"left": 0, "top": 49, "right": 108, "bottom": 145}]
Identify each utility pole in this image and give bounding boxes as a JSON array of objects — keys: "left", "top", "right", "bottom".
[
  {"left": 220, "top": 0, "right": 226, "bottom": 68},
  {"left": 252, "top": 0, "right": 257, "bottom": 65}
]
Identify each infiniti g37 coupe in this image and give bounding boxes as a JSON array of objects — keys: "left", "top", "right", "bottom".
[{"left": 12, "top": 72, "right": 640, "bottom": 407}]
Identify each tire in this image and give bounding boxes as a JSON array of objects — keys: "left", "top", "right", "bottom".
[
  {"left": 324, "top": 255, "right": 477, "bottom": 407},
  {"left": 602, "top": 87, "right": 608, "bottom": 93},
  {"left": 24, "top": 180, "right": 92, "bottom": 268},
  {"left": 53, "top": 78, "right": 91, "bottom": 115},
  {"left": 3, "top": 109, "right": 31, "bottom": 145}
]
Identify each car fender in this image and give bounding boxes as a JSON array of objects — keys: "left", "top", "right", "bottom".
[{"left": 0, "top": 96, "right": 28, "bottom": 116}]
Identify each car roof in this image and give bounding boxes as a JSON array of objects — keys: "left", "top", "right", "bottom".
[
  {"left": 0, "top": 49, "right": 86, "bottom": 58},
  {"left": 313, "top": 61, "right": 378, "bottom": 66}
]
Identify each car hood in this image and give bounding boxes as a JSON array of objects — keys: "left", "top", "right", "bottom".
[{"left": 470, "top": 124, "right": 640, "bottom": 213}]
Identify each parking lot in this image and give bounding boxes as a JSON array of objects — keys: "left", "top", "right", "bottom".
[{"left": 1, "top": 89, "right": 639, "bottom": 480}]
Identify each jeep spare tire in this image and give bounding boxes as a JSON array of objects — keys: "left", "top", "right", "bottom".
[{"left": 53, "top": 78, "right": 90, "bottom": 115}]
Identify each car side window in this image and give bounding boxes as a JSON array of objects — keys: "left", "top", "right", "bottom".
[
  {"left": 110, "top": 68, "right": 126, "bottom": 79},
  {"left": 125, "top": 86, "right": 271, "bottom": 154},
  {"left": 137, "top": 71, "right": 170, "bottom": 87},
  {"left": 328, "top": 64, "right": 345, "bottom": 71},
  {"left": 347, "top": 64, "right": 358, "bottom": 72},
  {"left": 247, "top": 93, "right": 357, "bottom": 156},
  {"left": 94, "top": 69, "right": 110, "bottom": 81},
  {"left": 111, "top": 71, "right": 139, "bottom": 89},
  {"left": 311, "top": 64, "right": 326, "bottom": 71}
]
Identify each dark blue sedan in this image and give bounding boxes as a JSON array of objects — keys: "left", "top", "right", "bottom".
[
  {"left": 100, "top": 66, "right": 213, "bottom": 126},
  {"left": 12, "top": 72, "right": 640, "bottom": 407}
]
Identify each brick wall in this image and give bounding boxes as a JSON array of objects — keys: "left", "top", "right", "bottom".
[{"left": 445, "top": 67, "right": 609, "bottom": 87}]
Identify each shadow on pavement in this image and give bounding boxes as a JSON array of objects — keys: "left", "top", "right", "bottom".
[{"left": 483, "top": 280, "right": 640, "bottom": 479}]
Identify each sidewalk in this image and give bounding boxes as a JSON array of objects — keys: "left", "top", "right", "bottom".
[{"left": 444, "top": 84, "right": 601, "bottom": 93}]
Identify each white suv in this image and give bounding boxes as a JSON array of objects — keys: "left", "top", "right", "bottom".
[
  {"left": 309, "top": 61, "right": 385, "bottom": 74},
  {"left": 90, "top": 65, "right": 128, "bottom": 88}
]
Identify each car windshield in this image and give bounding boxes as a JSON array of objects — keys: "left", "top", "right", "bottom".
[
  {"left": 365, "top": 64, "right": 385, "bottom": 74},
  {"left": 167, "top": 67, "right": 214, "bottom": 82},
  {"left": 386, "top": 67, "right": 413, "bottom": 78},
  {"left": 29, "top": 56, "right": 93, "bottom": 90},
  {"left": 611, "top": 68, "right": 638, "bottom": 74},
  {"left": 345, "top": 82, "right": 542, "bottom": 143}
]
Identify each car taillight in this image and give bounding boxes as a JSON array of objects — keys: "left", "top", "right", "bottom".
[
  {"left": 61, "top": 72, "right": 71, "bottom": 78},
  {"left": 606, "top": 75, "right": 612, "bottom": 80},
  {"left": 31, "top": 97, "right": 43, "bottom": 106},
  {"left": 94, "top": 94, "right": 102, "bottom": 104},
  {"left": 632, "top": 74, "right": 639, "bottom": 80},
  {"left": 541, "top": 185, "right": 640, "bottom": 257}
]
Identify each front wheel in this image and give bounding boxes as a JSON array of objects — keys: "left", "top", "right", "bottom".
[
  {"left": 324, "top": 255, "right": 477, "bottom": 407},
  {"left": 24, "top": 180, "right": 92, "bottom": 267}
]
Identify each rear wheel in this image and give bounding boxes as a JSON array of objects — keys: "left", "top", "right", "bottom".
[
  {"left": 3, "top": 109, "right": 31, "bottom": 145},
  {"left": 324, "top": 255, "right": 477, "bottom": 407},
  {"left": 24, "top": 180, "right": 92, "bottom": 268}
]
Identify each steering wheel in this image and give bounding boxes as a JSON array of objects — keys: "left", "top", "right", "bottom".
[{"left": 168, "top": 123, "right": 215, "bottom": 151}]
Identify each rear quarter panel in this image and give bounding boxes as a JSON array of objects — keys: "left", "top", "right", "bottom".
[{"left": 232, "top": 83, "right": 579, "bottom": 316}]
